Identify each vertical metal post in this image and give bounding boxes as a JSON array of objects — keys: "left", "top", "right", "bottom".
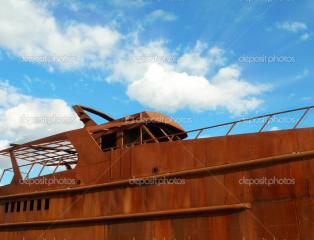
[{"left": 9, "top": 150, "right": 23, "bottom": 182}]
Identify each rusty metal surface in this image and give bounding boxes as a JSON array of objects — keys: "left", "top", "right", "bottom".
[{"left": 0, "top": 105, "right": 314, "bottom": 239}]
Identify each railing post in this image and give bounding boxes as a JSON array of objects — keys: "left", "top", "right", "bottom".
[
  {"left": 226, "top": 123, "right": 237, "bottom": 136},
  {"left": 259, "top": 115, "right": 273, "bottom": 133},
  {"left": 195, "top": 129, "right": 204, "bottom": 139},
  {"left": 0, "top": 169, "right": 6, "bottom": 184},
  {"left": 293, "top": 108, "right": 310, "bottom": 129}
]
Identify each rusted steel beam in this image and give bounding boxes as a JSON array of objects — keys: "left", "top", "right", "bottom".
[
  {"left": 142, "top": 125, "right": 158, "bottom": 143},
  {"left": 73, "top": 105, "right": 114, "bottom": 124},
  {"left": 24, "top": 163, "right": 35, "bottom": 180},
  {"left": 293, "top": 108, "right": 310, "bottom": 129},
  {"left": 259, "top": 115, "right": 273, "bottom": 132},
  {"left": 9, "top": 151, "right": 22, "bottom": 182},
  {"left": 0, "top": 169, "right": 6, "bottom": 183},
  {"left": 0, "top": 203, "right": 251, "bottom": 229},
  {"left": 1, "top": 149, "right": 314, "bottom": 201},
  {"left": 37, "top": 161, "right": 48, "bottom": 177},
  {"left": 10, "top": 144, "right": 76, "bottom": 155},
  {"left": 159, "top": 127, "right": 172, "bottom": 141},
  {"left": 226, "top": 122, "right": 237, "bottom": 135},
  {"left": 0, "top": 133, "right": 67, "bottom": 154},
  {"left": 195, "top": 129, "right": 204, "bottom": 139}
]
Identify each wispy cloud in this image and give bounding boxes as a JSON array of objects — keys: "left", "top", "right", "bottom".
[
  {"left": 277, "top": 21, "right": 307, "bottom": 33},
  {"left": 110, "top": 0, "right": 148, "bottom": 8},
  {"left": 276, "top": 21, "right": 310, "bottom": 41},
  {"left": 301, "top": 96, "right": 312, "bottom": 101},
  {"left": 294, "top": 69, "right": 309, "bottom": 80},
  {"left": 147, "top": 9, "right": 178, "bottom": 22},
  {"left": 301, "top": 33, "right": 310, "bottom": 41}
]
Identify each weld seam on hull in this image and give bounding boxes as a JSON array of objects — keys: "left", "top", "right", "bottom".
[
  {"left": 1, "top": 150, "right": 314, "bottom": 201},
  {"left": 0, "top": 203, "right": 251, "bottom": 229}
]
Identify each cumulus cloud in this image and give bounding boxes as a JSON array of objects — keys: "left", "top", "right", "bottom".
[
  {"left": 0, "top": 0, "right": 121, "bottom": 70},
  {"left": 147, "top": 10, "right": 177, "bottom": 22},
  {"left": 108, "top": 40, "right": 174, "bottom": 83},
  {"left": 177, "top": 41, "right": 226, "bottom": 75},
  {"left": 108, "top": 39, "right": 271, "bottom": 114},
  {"left": 0, "top": 1, "right": 271, "bottom": 115},
  {"left": 0, "top": 81, "right": 83, "bottom": 150},
  {"left": 276, "top": 21, "right": 310, "bottom": 41},
  {"left": 127, "top": 64, "right": 270, "bottom": 114}
]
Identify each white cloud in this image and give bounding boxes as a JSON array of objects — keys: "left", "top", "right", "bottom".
[
  {"left": 0, "top": 81, "right": 29, "bottom": 108},
  {"left": 177, "top": 41, "right": 226, "bottom": 75},
  {"left": 127, "top": 64, "right": 270, "bottom": 114},
  {"left": 147, "top": 9, "right": 177, "bottom": 22},
  {"left": 109, "top": 39, "right": 270, "bottom": 114},
  {"left": 109, "top": 40, "right": 173, "bottom": 83},
  {"left": 0, "top": 80, "right": 82, "bottom": 179},
  {"left": 276, "top": 21, "right": 310, "bottom": 41},
  {"left": 0, "top": 81, "right": 83, "bottom": 150},
  {"left": 0, "top": 140, "right": 9, "bottom": 151},
  {"left": 277, "top": 21, "right": 307, "bottom": 33},
  {"left": 0, "top": 0, "right": 121, "bottom": 70},
  {"left": 270, "top": 126, "right": 280, "bottom": 131},
  {"left": 0, "top": 140, "right": 11, "bottom": 172},
  {"left": 0, "top": 1, "right": 271, "bottom": 115}
]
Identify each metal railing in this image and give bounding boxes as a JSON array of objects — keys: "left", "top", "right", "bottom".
[
  {"left": 160, "top": 105, "right": 314, "bottom": 141},
  {"left": 102, "top": 106, "right": 314, "bottom": 151}
]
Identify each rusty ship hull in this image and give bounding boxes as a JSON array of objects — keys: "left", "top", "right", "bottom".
[{"left": 1, "top": 105, "right": 314, "bottom": 239}]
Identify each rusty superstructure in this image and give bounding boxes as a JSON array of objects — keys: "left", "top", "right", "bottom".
[{"left": 1, "top": 105, "right": 314, "bottom": 239}]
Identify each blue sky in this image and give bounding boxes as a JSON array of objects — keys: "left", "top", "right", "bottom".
[{"left": 0, "top": 0, "right": 313, "bottom": 152}]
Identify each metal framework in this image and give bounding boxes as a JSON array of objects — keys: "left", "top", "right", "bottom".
[
  {"left": 0, "top": 140, "right": 78, "bottom": 184},
  {"left": 0, "top": 105, "right": 313, "bottom": 186},
  {"left": 1, "top": 105, "right": 314, "bottom": 239}
]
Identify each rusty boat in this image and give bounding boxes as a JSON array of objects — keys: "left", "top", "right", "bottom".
[{"left": 1, "top": 105, "right": 314, "bottom": 239}]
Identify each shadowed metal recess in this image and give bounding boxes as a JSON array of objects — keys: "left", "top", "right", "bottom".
[{"left": 1, "top": 105, "right": 314, "bottom": 239}]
